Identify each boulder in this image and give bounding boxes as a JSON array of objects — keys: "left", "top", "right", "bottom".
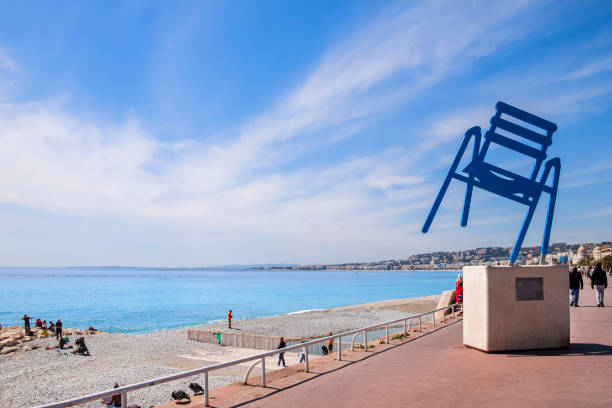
[
  {"left": 23, "top": 336, "right": 34, "bottom": 342},
  {"left": 1, "top": 338, "right": 17, "bottom": 347},
  {"left": 21, "top": 346, "right": 32, "bottom": 352},
  {"left": 0, "top": 346, "right": 19, "bottom": 354},
  {"left": 31, "top": 344, "right": 41, "bottom": 350}
]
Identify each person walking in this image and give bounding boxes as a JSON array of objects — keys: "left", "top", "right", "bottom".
[
  {"left": 569, "top": 266, "right": 583, "bottom": 307},
  {"left": 55, "top": 319, "right": 63, "bottom": 340},
  {"left": 591, "top": 263, "right": 608, "bottom": 307},
  {"left": 299, "top": 342, "right": 307, "bottom": 364},
  {"left": 277, "top": 337, "right": 286, "bottom": 367},
  {"left": 227, "top": 310, "right": 232, "bottom": 329},
  {"left": 20, "top": 314, "right": 32, "bottom": 335}
]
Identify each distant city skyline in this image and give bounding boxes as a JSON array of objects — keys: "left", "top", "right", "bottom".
[{"left": 0, "top": 1, "right": 611, "bottom": 266}]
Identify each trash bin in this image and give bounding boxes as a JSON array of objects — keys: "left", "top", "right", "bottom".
[{"left": 214, "top": 333, "right": 222, "bottom": 345}]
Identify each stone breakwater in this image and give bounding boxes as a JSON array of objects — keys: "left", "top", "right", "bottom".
[{"left": 0, "top": 326, "right": 107, "bottom": 355}]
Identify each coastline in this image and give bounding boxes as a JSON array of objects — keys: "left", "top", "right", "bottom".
[{"left": 0, "top": 293, "right": 440, "bottom": 408}]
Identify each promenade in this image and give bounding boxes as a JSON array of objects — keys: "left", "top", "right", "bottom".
[{"left": 160, "top": 286, "right": 612, "bottom": 408}]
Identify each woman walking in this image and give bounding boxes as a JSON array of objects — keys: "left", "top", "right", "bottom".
[
  {"left": 277, "top": 337, "right": 286, "bottom": 367},
  {"left": 569, "top": 267, "right": 583, "bottom": 307},
  {"left": 591, "top": 263, "right": 608, "bottom": 307}
]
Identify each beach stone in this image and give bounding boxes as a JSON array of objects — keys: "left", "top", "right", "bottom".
[
  {"left": 31, "top": 344, "right": 41, "bottom": 350},
  {"left": 23, "top": 336, "right": 34, "bottom": 342},
  {"left": 75, "top": 331, "right": 83, "bottom": 335},
  {"left": 22, "top": 346, "right": 32, "bottom": 352},
  {"left": 1, "top": 338, "right": 17, "bottom": 347},
  {"left": 0, "top": 346, "right": 19, "bottom": 354}
]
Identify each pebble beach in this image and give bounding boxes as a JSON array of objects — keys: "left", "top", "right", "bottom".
[{"left": 0, "top": 294, "right": 439, "bottom": 408}]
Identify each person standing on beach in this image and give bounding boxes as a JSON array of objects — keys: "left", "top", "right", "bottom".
[
  {"left": 55, "top": 319, "right": 63, "bottom": 340},
  {"left": 20, "top": 314, "right": 32, "bottom": 335},
  {"left": 277, "top": 337, "right": 286, "bottom": 367},
  {"left": 569, "top": 267, "right": 583, "bottom": 307},
  {"left": 591, "top": 263, "right": 608, "bottom": 307},
  {"left": 328, "top": 332, "right": 334, "bottom": 352},
  {"left": 227, "top": 310, "right": 232, "bottom": 329}
]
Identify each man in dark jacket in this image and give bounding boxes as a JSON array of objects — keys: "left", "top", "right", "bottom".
[
  {"left": 569, "top": 267, "right": 583, "bottom": 307},
  {"left": 591, "top": 263, "right": 608, "bottom": 307}
]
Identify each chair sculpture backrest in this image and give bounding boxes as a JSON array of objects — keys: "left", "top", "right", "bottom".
[
  {"left": 479, "top": 102, "right": 557, "bottom": 184},
  {"left": 422, "top": 101, "right": 561, "bottom": 264}
]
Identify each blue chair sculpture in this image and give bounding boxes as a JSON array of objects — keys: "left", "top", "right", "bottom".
[{"left": 422, "top": 102, "right": 561, "bottom": 264}]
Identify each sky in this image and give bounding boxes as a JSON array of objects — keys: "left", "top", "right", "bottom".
[{"left": 0, "top": 0, "right": 610, "bottom": 267}]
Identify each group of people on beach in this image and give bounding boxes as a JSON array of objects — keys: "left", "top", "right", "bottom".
[
  {"left": 19, "top": 314, "right": 64, "bottom": 339},
  {"left": 570, "top": 263, "right": 608, "bottom": 307}
]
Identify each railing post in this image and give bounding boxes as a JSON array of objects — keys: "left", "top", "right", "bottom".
[
  {"left": 261, "top": 357, "right": 266, "bottom": 387},
  {"left": 305, "top": 346, "right": 310, "bottom": 373},
  {"left": 337, "top": 336, "right": 342, "bottom": 361},
  {"left": 442, "top": 308, "right": 446, "bottom": 323},
  {"left": 403, "top": 319, "right": 407, "bottom": 336},
  {"left": 419, "top": 315, "right": 422, "bottom": 332},
  {"left": 204, "top": 371, "right": 209, "bottom": 407},
  {"left": 121, "top": 392, "right": 127, "bottom": 408},
  {"left": 432, "top": 311, "right": 436, "bottom": 327},
  {"left": 385, "top": 326, "right": 389, "bottom": 344},
  {"left": 452, "top": 304, "right": 455, "bottom": 319},
  {"left": 363, "top": 330, "right": 367, "bottom": 352}
]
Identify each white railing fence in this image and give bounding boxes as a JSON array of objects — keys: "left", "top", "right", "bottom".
[{"left": 37, "top": 303, "right": 462, "bottom": 408}]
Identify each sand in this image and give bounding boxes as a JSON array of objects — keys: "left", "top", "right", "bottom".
[{"left": 0, "top": 294, "right": 439, "bottom": 408}]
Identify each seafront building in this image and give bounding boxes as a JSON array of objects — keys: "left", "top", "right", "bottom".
[{"left": 278, "top": 241, "right": 611, "bottom": 271}]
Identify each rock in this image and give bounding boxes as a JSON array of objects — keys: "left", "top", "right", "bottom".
[
  {"left": 45, "top": 346, "right": 56, "bottom": 350},
  {"left": 75, "top": 331, "right": 83, "bottom": 335},
  {"left": 22, "top": 346, "right": 32, "bottom": 351},
  {"left": 1, "top": 338, "right": 17, "bottom": 347},
  {"left": 31, "top": 344, "right": 41, "bottom": 350},
  {"left": 0, "top": 346, "right": 19, "bottom": 354},
  {"left": 23, "top": 336, "right": 34, "bottom": 342}
]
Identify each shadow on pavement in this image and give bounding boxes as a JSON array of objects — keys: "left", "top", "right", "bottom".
[{"left": 506, "top": 343, "right": 612, "bottom": 357}]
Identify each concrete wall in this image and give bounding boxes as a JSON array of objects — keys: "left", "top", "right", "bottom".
[{"left": 463, "top": 265, "right": 569, "bottom": 352}]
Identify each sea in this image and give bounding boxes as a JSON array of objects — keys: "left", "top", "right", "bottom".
[{"left": 0, "top": 267, "right": 458, "bottom": 334}]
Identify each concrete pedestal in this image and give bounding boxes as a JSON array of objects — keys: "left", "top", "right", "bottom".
[{"left": 463, "top": 265, "right": 569, "bottom": 352}]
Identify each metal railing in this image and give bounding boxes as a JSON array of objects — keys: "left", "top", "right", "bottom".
[{"left": 37, "top": 303, "right": 462, "bottom": 408}]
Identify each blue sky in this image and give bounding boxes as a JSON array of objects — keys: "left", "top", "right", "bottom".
[{"left": 0, "top": 0, "right": 610, "bottom": 266}]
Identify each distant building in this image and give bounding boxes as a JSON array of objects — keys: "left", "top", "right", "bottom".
[
  {"left": 576, "top": 246, "right": 586, "bottom": 262},
  {"left": 593, "top": 245, "right": 612, "bottom": 261}
]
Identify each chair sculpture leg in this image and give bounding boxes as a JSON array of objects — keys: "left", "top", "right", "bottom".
[
  {"left": 422, "top": 127, "right": 482, "bottom": 233},
  {"left": 539, "top": 158, "right": 561, "bottom": 264},
  {"left": 460, "top": 129, "right": 481, "bottom": 227},
  {"left": 510, "top": 202, "right": 538, "bottom": 265}
]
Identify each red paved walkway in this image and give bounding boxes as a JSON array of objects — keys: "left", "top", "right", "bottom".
[{"left": 241, "top": 286, "right": 612, "bottom": 408}]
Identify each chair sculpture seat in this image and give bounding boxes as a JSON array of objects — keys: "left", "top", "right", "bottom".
[{"left": 422, "top": 102, "right": 561, "bottom": 264}]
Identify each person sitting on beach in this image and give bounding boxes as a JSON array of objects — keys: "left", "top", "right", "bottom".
[
  {"left": 88, "top": 325, "right": 96, "bottom": 332},
  {"left": 35, "top": 318, "right": 43, "bottom": 328},
  {"left": 321, "top": 345, "right": 329, "bottom": 355},
  {"left": 328, "top": 332, "right": 334, "bottom": 352},
  {"left": 49, "top": 321, "right": 55, "bottom": 333},
  {"left": 42, "top": 320, "right": 48, "bottom": 329},
  {"left": 277, "top": 337, "right": 286, "bottom": 367},
  {"left": 100, "top": 383, "right": 121, "bottom": 408}
]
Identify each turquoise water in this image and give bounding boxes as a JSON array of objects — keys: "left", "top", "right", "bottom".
[{"left": 0, "top": 268, "right": 457, "bottom": 334}]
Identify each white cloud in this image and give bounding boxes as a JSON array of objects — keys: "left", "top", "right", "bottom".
[{"left": 562, "top": 55, "right": 612, "bottom": 81}]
